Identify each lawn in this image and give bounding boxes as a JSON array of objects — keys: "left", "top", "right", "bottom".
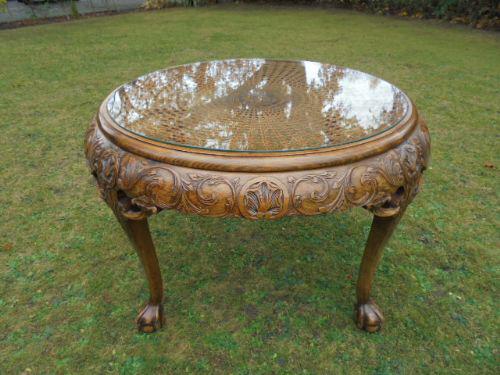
[{"left": 0, "top": 4, "right": 498, "bottom": 374}]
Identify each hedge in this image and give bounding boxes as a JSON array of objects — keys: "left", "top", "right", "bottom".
[
  {"left": 143, "top": 0, "right": 498, "bottom": 29},
  {"left": 244, "top": 0, "right": 499, "bottom": 29}
]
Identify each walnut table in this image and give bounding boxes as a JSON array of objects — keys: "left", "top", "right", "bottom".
[{"left": 85, "top": 59, "right": 430, "bottom": 333}]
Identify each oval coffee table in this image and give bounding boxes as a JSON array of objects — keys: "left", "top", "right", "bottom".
[{"left": 85, "top": 59, "right": 430, "bottom": 333}]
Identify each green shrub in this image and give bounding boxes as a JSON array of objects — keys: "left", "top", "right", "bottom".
[
  {"left": 243, "top": 0, "right": 499, "bottom": 28},
  {"left": 143, "top": 0, "right": 210, "bottom": 8},
  {"left": 70, "top": 0, "right": 79, "bottom": 18}
]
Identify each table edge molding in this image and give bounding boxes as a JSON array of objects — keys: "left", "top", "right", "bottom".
[{"left": 97, "top": 95, "right": 418, "bottom": 173}]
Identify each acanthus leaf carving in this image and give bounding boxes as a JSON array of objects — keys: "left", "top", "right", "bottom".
[
  {"left": 179, "top": 174, "right": 237, "bottom": 217},
  {"left": 290, "top": 171, "right": 342, "bottom": 215},
  {"left": 85, "top": 117, "right": 430, "bottom": 220}
]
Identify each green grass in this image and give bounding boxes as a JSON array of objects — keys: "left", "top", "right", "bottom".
[{"left": 0, "top": 4, "right": 498, "bottom": 374}]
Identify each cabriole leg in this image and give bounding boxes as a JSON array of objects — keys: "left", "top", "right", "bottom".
[
  {"left": 115, "top": 214, "right": 164, "bottom": 333},
  {"left": 355, "top": 212, "right": 404, "bottom": 332}
]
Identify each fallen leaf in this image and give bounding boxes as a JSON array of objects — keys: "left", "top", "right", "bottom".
[{"left": 3, "top": 243, "right": 13, "bottom": 251}]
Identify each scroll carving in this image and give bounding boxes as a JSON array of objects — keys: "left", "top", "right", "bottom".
[
  {"left": 180, "top": 174, "right": 238, "bottom": 217},
  {"left": 85, "top": 118, "right": 430, "bottom": 220}
]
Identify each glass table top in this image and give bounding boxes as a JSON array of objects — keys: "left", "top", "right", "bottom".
[{"left": 107, "top": 59, "right": 409, "bottom": 152}]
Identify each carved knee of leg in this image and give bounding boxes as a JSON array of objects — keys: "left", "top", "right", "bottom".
[{"left": 371, "top": 186, "right": 405, "bottom": 217}]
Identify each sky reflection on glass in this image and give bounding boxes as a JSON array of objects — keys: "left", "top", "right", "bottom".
[{"left": 107, "top": 59, "right": 409, "bottom": 152}]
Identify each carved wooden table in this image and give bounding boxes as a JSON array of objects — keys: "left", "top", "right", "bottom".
[{"left": 85, "top": 59, "right": 430, "bottom": 333}]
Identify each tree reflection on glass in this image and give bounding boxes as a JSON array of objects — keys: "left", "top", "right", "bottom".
[{"left": 107, "top": 59, "right": 409, "bottom": 152}]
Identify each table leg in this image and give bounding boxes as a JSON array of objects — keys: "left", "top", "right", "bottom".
[
  {"left": 355, "top": 212, "right": 404, "bottom": 332},
  {"left": 116, "top": 215, "right": 164, "bottom": 333}
]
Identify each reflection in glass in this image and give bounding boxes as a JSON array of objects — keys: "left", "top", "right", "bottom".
[{"left": 107, "top": 59, "right": 409, "bottom": 152}]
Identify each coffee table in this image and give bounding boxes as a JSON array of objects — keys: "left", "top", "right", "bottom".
[{"left": 85, "top": 59, "right": 430, "bottom": 333}]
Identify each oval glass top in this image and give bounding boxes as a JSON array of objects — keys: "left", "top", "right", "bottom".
[{"left": 107, "top": 59, "right": 410, "bottom": 152}]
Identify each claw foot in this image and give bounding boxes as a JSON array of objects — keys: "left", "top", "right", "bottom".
[
  {"left": 136, "top": 303, "right": 164, "bottom": 333},
  {"left": 355, "top": 300, "right": 384, "bottom": 333}
]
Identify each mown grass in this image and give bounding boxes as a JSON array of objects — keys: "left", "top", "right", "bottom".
[{"left": 0, "top": 4, "right": 498, "bottom": 374}]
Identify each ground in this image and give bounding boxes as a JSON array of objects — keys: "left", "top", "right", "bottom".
[{"left": 0, "top": 4, "right": 498, "bottom": 374}]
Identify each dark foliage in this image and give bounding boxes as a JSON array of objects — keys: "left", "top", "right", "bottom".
[{"left": 243, "top": 0, "right": 499, "bottom": 29}]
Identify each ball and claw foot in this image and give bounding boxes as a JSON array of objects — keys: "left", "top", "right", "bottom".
[
  {"left": 136, "top": 303, "right": 164, "bottom": 333},
  {"left": 355, "top": 299, "right": 384, "bottom": 333}
]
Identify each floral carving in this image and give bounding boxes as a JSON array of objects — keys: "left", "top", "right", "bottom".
[
  {"left": 238, "top": 177, "right": 288, "bottom": 220},
  {"left": 85, "top": 117, "right": 430, "bottom": 221}
]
